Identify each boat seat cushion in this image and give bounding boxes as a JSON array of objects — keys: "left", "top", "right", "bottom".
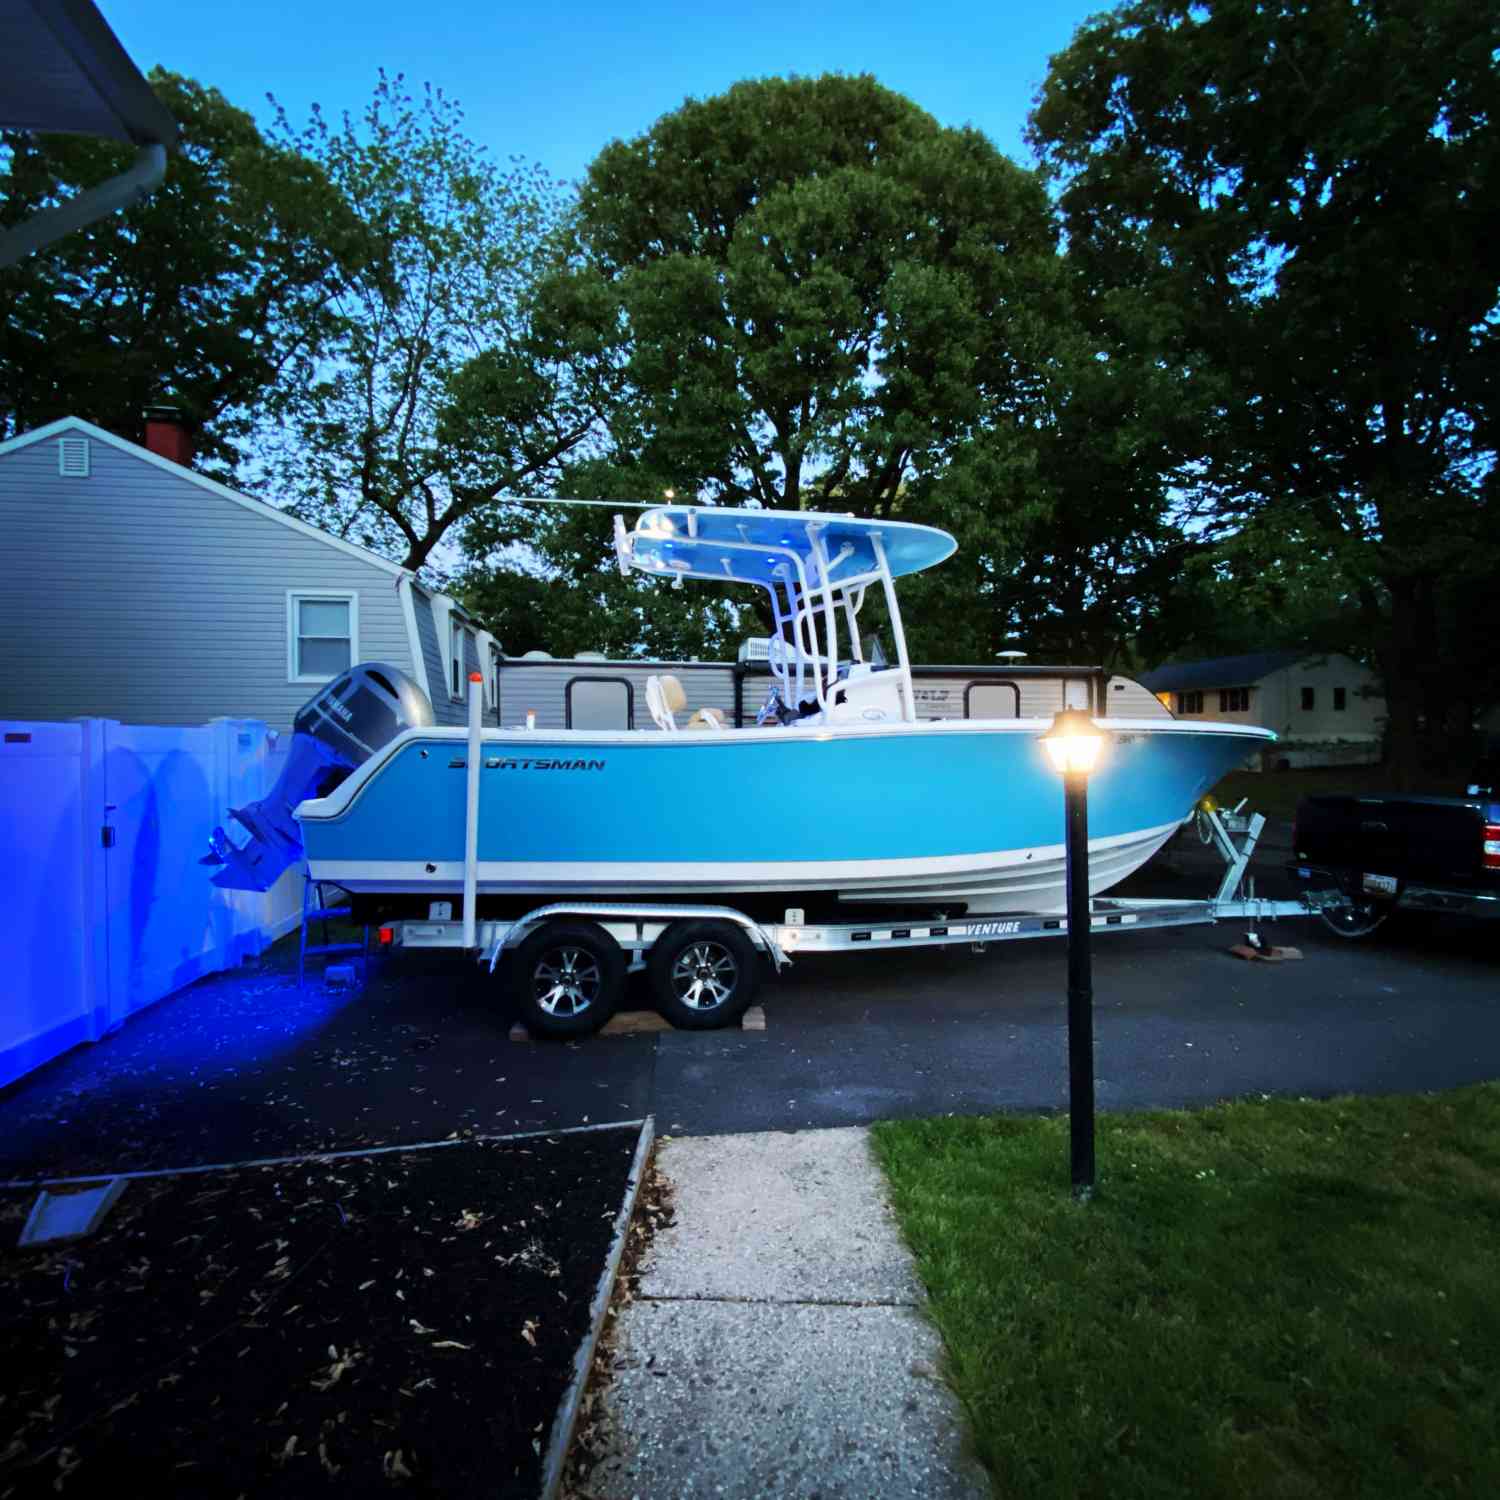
[
  {"left": 646, "top": 673, "right": 688, "bottom": 730},
  {"left": 688, "top": 706, "right": 726, "bottom": 730}
]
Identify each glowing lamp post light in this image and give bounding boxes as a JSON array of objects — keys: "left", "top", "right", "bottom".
[{"left": 1040, "top": 708, "right": 1107, "bottom": 1198}]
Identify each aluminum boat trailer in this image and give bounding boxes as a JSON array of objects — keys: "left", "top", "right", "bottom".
[{"left": 374, "top": 801, "right": 1342, "bottom": 1038}]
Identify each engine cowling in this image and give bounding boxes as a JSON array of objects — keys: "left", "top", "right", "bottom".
[{"left": 203, "top": 662, "right": 434, "bottom": 891}]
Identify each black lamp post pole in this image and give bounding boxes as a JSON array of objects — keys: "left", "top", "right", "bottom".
[{"left": 1064, "top": 767, "right": 1096, "bottom": 1197}]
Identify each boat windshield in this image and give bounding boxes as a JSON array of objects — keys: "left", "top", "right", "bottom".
[{"left": 614, "top": 505, "right": 956, "bottom": 724}]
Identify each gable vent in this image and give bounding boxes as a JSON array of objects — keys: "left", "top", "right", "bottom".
[{"left": 58, "top": 436, "right": 90, "bottom": 477}]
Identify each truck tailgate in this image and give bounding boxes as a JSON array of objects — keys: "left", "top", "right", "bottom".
[{"left": 1295, "top": 795, "right": 1489, "bottom": 884}]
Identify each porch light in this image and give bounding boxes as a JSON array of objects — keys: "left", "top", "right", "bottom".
[{"left": 1040, "top": 709, "right": 1106, "bottom": 776}]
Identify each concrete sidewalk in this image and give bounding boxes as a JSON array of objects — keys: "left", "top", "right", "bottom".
[{"left": 586, "top": 1127, "right": 988, "bottom": 1499}]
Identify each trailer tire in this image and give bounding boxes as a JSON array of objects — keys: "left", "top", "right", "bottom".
[
  {"left": 511, "top": 921, "right": 624, "bottom": 1038},
  {"left": 647, "top": 920, "right": 760, "bottom": 1030}
]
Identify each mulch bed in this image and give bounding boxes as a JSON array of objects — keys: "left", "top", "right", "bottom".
[{"left": 0, "top": 1127, "right": 642, "bottom": 1498}]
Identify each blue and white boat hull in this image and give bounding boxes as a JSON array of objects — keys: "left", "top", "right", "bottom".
[{"left": 297, "top": 718, "right": 1273, "bottom": 916}]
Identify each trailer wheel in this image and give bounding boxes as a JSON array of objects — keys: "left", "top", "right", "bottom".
[
  {"left": 648, "top": 920, "right": 760, "bottom": 1030},
  {"left": 1318, "top": 895, "right": 1391, "bottom": 939},
  {"left": 511, "top": 921, "right": 624, "bottom": 1038}
]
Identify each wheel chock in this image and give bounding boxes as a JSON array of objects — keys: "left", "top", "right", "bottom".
[{"left": 1228, "top": 943, "right": 1303, "bottom": 962}]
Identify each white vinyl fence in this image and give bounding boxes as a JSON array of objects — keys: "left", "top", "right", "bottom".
[{"left": 0, "top": 717, "right": 301, "bottom": 1089}]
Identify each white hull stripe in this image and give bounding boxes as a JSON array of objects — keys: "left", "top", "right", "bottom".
[{"left": 309, "top": 820, "right": 1180, "bottom": 894}]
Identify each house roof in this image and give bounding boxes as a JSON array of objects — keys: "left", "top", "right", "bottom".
[
  {"left": 0, "top": 415, "right": 412, "bottom": 580},
  {"left": 0, "top": 0, "right": 179, "bottom": 148},
  {"left": 1138, "top": 651, "right": 1308, "bottom": 693}
]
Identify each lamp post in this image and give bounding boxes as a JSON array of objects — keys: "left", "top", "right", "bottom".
[{"left": 1040, "top": 708, "right": 1107, "bottom": 1199}]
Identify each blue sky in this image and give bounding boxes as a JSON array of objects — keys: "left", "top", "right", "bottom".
[{"left": 103, "top": 0, "right": 1103, "bottom": 187}]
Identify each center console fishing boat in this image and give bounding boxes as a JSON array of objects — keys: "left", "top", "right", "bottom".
[{"left": 288, "top": 505, "right": 1274, "bottom": 917}]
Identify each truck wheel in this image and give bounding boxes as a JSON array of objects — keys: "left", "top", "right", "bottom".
[
  {"left": 511, "top": 921, "right": 624, "bottom": 1038},
  {"left": 1319, "top": 896, "right": 1391, "bottom": 939},
  {"left": 647, "top": 920, "right": 761, "bottom": 1030}
]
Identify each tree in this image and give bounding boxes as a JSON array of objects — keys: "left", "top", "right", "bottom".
[
  {"left": 901, "top": 256, "right": 1221, "bottom": 669},
  {"left": 457, "top": 73, "right": 1076, "bottom": 658},
  {"left": 261, "top": 75, "right": 609, "bottom": 574},
  {"left": 1030, "top": 0, "right": 1500, "bottom": 774},
  {"left": 547, "top": 74, "right": 1059, "bottom": 514},
  {"left": 455, "top": 464, "right": 746, "bottom": 661},
  {"left": 0, "top": 71, "right": 358, "bottom": 472}
]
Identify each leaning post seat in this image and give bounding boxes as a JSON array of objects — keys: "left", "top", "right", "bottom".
[
  {"left": 822, "top": 665, "right": 906, "bottom": 724},
  {"left": 645, "top": 673, "right": 687, "bottom": 730}
]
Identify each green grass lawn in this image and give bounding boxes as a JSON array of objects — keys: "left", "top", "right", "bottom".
[{"left": 872, "top": 1087, "right": 1500, "bottom": 1499}]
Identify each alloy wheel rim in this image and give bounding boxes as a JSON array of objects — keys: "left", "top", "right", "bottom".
[
  {"left": 671, "top": 941, "right": 737, "bottom": 1011},
  {"left": 534, "top": 947, "right": 603, "bottom": 1017}
]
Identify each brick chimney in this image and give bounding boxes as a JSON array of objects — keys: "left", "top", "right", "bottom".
[{"left": 142, "top": 404, "right": 192, "bottom": 467}]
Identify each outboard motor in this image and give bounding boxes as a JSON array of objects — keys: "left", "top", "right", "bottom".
[{"left": 202, "top": 662, "right": 434, "bottom": 891}]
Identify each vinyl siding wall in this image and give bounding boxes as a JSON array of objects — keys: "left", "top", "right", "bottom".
[
  {"left": 411, "top": 588, "right": 453, "bottom": 722},
  {"left": 0, "top": 434, "right": 413, "bottom": 728},
  {"left": 1164, "top": 656, "right": 1384, "bottom": 739},
  {"left": 409, "top": 587, "right": 498, "bottom": 726}
]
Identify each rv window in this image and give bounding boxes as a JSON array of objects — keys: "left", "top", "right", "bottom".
[
  {"left": 567, "top": 677, "right": 633, "bottom": 730},
  {"left": 965, "top": 682, "right": 1021, "bottom": 719}
]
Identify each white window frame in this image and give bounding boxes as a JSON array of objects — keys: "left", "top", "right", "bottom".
[
  {"left": 450, "top": 618, "right": 469, "bottom": 700},
  {"left": 286, "top": 590, "right": 359, "bottom": 684}
]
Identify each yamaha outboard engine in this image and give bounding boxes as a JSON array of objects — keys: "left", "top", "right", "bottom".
[{"left": 202, "top": 662, "right": 434, "bottom": 891}]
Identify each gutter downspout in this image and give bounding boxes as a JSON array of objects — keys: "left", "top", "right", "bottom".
[{"left": 0, "top": 142, "right": 167, "bottom": 269}]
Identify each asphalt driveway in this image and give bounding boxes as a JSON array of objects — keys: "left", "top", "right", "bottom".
[{"left": 4, "top": 829, "right": 1497, "bottom": 1180}]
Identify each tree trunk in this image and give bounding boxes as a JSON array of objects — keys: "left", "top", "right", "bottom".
[{"left": 1379, "top": 574, "right": 1439, "bottom": 790}]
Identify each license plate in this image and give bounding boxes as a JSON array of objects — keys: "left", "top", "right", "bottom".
[{"left": 1362, "top": 873, "right": 1398, "bottom": 896}]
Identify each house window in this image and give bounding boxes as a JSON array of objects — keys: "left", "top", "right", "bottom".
[
  {"left": 287, "top": 592, "right": 356, "bottom": 682},
  {"left": 1301, "top": 686, "right": 1315, "bottom": 711},
  {"left": 1176, "top": 690, "right": 1204, "bottom": 715},
  {"left": 450, "top": 619, "right": 465, "bottom": 698},
  {"left": 567, "top": 677, "right": 633, "bottom": 730},
  {"left": 1218, "top": 687, "right": 1249, "bottom": 713},
  {"left": 1334, "top": 686, "right": 1347, "bottom": 711}
]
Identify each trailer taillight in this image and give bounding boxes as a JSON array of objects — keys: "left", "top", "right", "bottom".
[
  {"left": 378, "top": 926, "right": 394, "bottom": 946},
  {"left": 1485, "top": 824, "right": 1500, "bottom": 872}
]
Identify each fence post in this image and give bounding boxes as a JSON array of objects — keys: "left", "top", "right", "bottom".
[{"left": 74, "top": 717, "right": 113, "bottom": 1039}]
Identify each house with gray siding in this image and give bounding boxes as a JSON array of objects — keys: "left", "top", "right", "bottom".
[
  {"left": 0, "top": 416, "right": 499, "bottom": 730},
  {"left": 1140, "top": 651, "right": 1386, "bottom": 768}
]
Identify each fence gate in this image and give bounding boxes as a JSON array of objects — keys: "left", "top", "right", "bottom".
[{"left": 0, "top": 717, "right": 300, "bottom": 1088}]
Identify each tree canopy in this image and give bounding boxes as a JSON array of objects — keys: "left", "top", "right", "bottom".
[
  {"left": 1030, "top": 0, "right": 1500, "bottom": 766},
  {"left": 550, "top": 74, "right": 1059, "bottom": 512},
  {"left": 261, "top": 75, "right": 609, "bottom": 573},
  {"left": 0, "top": 71, "right": 357, "bottom": 472}
]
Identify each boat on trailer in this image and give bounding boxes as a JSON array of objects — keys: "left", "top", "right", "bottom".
[{"left": 293, "top": 504, "right": 1274, "bottom": 919}]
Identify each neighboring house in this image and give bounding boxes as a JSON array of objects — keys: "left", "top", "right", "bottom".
[
  {"left": 1139, "top": 651, "right": 1386, "bottom": 768},
  {"left": 0, "top": 415, "right": 500, "bottom": 730}
]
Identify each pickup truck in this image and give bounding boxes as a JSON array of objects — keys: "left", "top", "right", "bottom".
[{"left": 1290, "top": 758, "right": 1500, "bottom": 936}]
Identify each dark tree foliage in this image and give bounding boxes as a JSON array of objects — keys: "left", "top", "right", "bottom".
[
  {"left": 0, "top": 71, "right": 358, "bottom": 473},
  {"left": 551, "top": 74, "right": 1058, "bottom": 514},
  {"left": 1031, "top": 0, "right": 1500, "bottom": 771},
  {"left": 262, "top": 75, "right": 611, "bottom": 574}
]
